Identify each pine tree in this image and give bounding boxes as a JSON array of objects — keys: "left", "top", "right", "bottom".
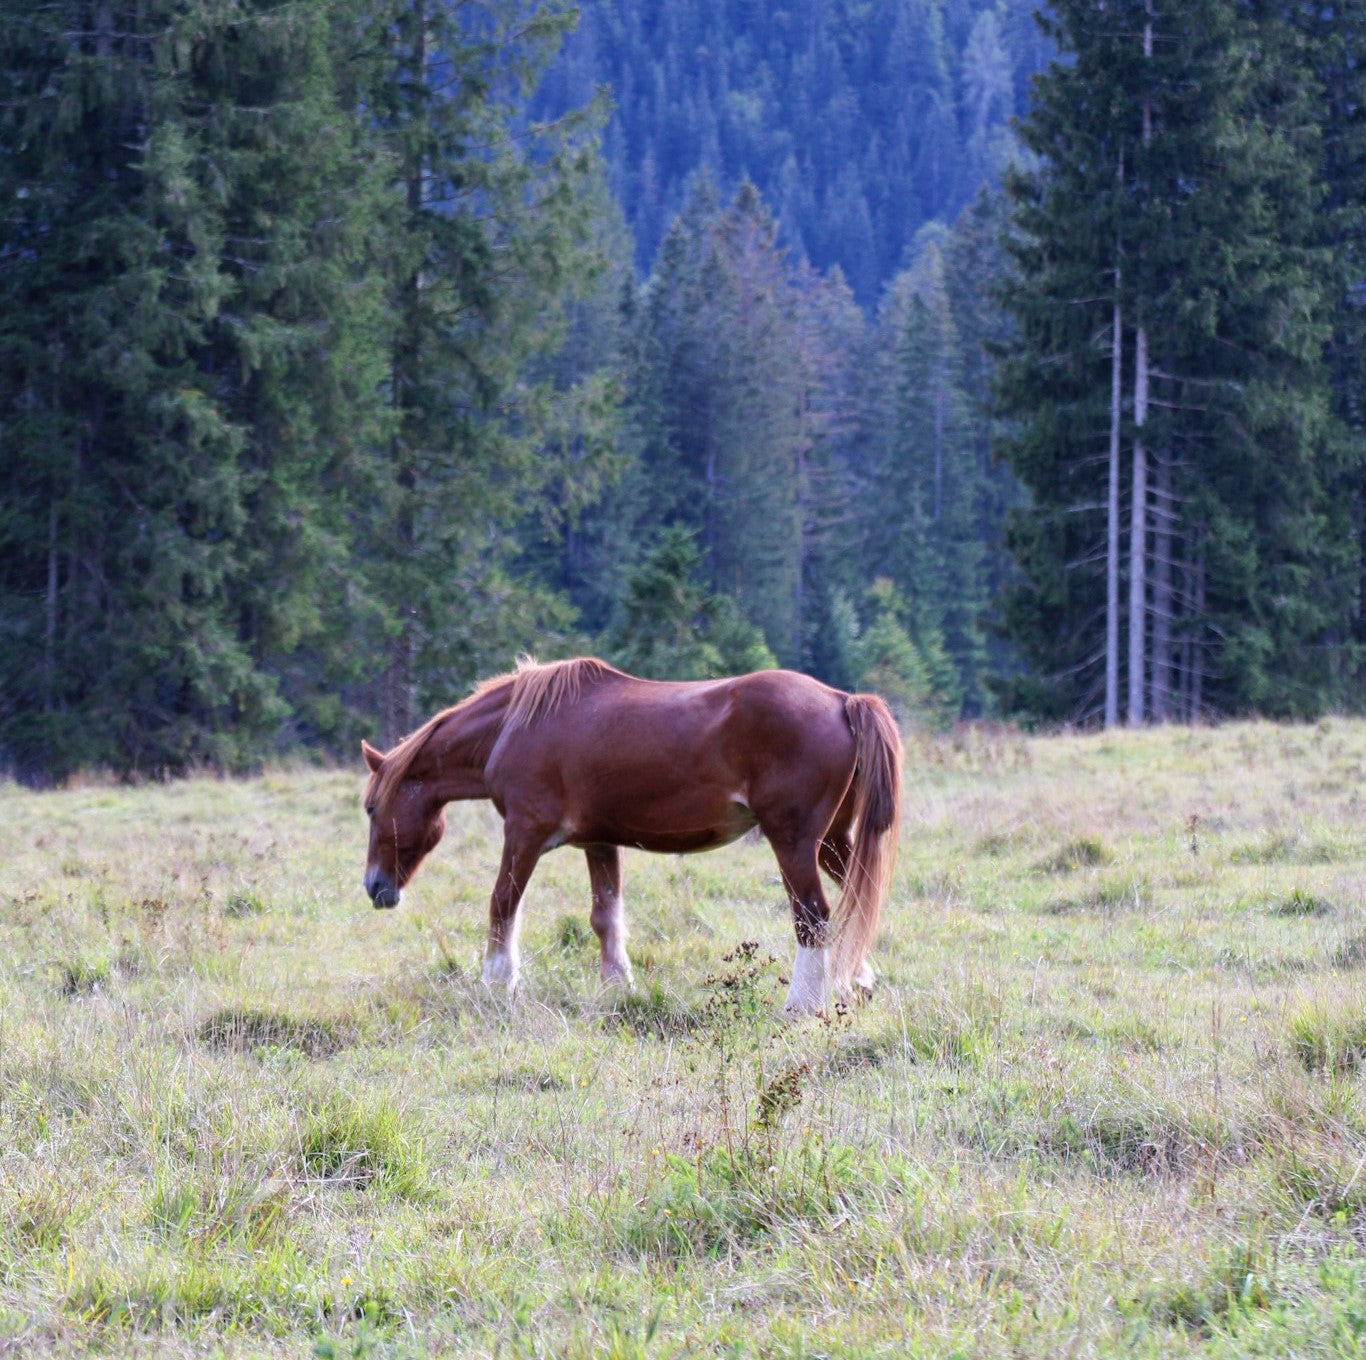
[
  {"left": 997, "top": 0, "right": 1345, "bottom": 722},
  {"left": 862, "top": 235, "right": 992, "bottom": 716},
  {"left": 994, "top": 0, "right": 1136, "bottom": 722},
  {"left": 706, "top": 183, "right": 806, "bottom": 664},
  {"left": 1295, "top": 0, "right": 1366, "bottom": 708},
  {"left": 358, "top": 0, "right": 603, "bottom": 743},
  {"left": 0, "top": 0, "right": 377, "bottom": 776},
  {"left": 628, "top": 178, "right": 809, "bottom": 665},
  {"left": 603, "top": 527, "right": 775, "bottom": 679}
]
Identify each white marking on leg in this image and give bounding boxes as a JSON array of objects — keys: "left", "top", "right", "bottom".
[
  {"left": 784, "top": 944, "right": 828, "bottom": 1014},
  {"left": 597, "top": 893, "right": 633, "bottom": 988},
  {"left": 830, "top": 961, "right": 874, "bottom": 1004},
  {"left": 482, "top": 920, "right": 522, "bottom": 994}
]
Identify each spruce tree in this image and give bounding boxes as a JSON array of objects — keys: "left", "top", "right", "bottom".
[
  {"left": 0, "top": 1, "right": 377, "bottom": 776},
  {"left": 603, "top": 527, "right": 775, "bottom": 679},
  {"left": 357, "top": 0, "right": 602, "bottom": 743},
  {"left": 998, "top": 0, "right": 1345, "bottom": 722},
  {"left": 628, "top": 178, "right": 809, "bottom": 666}
]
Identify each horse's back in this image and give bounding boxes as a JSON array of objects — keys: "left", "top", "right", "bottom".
[
  {"left": 580, "top": 667, "right": 850, "bottom": 768},
  {"left": 485, "top": 667, "right": 856, "bottom": 848}
]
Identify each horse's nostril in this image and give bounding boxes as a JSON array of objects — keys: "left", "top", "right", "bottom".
[{"left": 366, "top": 872, "right": 400, "bottom": 910}]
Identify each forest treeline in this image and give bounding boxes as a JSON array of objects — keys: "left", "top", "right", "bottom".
[
  {"left": 531, "top": 0, "right": 1054, "bottom": 300},
  {"left": 0, "top": 0, "right": 1362, "bottom": 781}
]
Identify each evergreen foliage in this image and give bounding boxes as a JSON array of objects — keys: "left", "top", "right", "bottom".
[
  {"left": 851, "top": 579, "right": 960, "bottom": 728},
  {"left": 0, "top": 1, "right": 1361, "bottom": 781},
  {"left": 0, "top": 0, "right": 602, "bottom": 776},
  {"left": 0, "top": 0, "right": 379, "bottom": 775},
  {"left": 531, "top": 0, "right": 1053, "bottom": 301},
  {"left": 996, "top": 0, "right": 1363, "bottom": 721},
  {"left": 604, "top": 527, "right": 775, "bottom": 680}
]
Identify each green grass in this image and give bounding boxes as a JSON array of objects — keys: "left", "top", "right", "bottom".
[{"left": 0, "top": 719, "right": 1364, "bottom": 1356}]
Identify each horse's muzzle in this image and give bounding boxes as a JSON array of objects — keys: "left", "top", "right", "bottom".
[{"left": 365, "top": 870, "right": 401, "bottom": 910}]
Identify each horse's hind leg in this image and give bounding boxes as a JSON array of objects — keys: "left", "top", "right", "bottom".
[
  {"left": 818, "top": 782, "right": 856, "bottom": 884},
  {"left": 819, "top": 832, "right": 852, "bottom": 884},
  {"left": 818, "top": 810, "right": 875, "bottom": 999},
  {"left": 585, "top": 845, "right": 632, "bottom": 988},
  {"left": 767, "top": 834, "right": 834, "bottom": 1014}
]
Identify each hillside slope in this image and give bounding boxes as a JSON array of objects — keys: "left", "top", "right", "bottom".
[{"left": 533, "top": 0, "right": 1053, "bottom": 298}]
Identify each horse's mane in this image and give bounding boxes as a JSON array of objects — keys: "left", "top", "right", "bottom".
[
  {"left": 369, "top": 657, "right": 619, "bottom": 812},
  {"left": 503, "top": 655, "right": 618, "bottom": 732}
]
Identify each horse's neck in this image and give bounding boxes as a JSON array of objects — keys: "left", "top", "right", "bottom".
[{"left": 416, "top": 684, "right": 511, "bottom": 802}]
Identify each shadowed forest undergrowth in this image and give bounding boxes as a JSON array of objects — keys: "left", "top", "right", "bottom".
[{"left": 1, "top": 720, "right": 1365, "bottom": 1356}]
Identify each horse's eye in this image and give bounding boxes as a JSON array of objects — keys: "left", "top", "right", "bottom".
[{"left": 364, "top": 804, "right": 376, "bottom": 818}]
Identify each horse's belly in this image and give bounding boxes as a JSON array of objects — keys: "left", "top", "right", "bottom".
[{"left": 570, "top": 790, "right": 758, "bottom": 855}]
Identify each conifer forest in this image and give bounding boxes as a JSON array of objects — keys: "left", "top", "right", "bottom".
[{"left": 1, "top": 1, "right": 1363, "bottom": 780}]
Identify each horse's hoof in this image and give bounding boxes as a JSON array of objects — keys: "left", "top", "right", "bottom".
[
  {"left": 853, "top": 965, "right": 875, "bottom": 1002},
  {"left": 599, "top": 962, "right": 634, "bottom": 990},
  {"left": 482, "top": 953, "right": 520, "bottom": 998}
]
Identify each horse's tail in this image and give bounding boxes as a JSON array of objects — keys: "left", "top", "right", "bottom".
[{"left": 830, "top": 693, "right": 903, "bottom": 994}]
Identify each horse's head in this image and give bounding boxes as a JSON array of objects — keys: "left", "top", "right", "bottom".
[{"left": 361, "top": 740, "right": 447, "bottom": 909}]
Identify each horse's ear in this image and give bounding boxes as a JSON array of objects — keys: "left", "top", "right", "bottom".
[{"left": 361, "top": 740, "right": 385, "bottom": 774}]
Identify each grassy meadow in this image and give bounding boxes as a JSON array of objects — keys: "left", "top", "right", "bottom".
[{"left": 1, "top": 720, "right": 1365, "bottom": 1357}]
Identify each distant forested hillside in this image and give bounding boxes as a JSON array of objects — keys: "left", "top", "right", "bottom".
[{"left": 532, "top": 0, "right": 1052, "bottom": 299}]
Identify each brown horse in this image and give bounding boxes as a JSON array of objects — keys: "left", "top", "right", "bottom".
[{"left": 360, "top": 658, "right": 901, "bottom": 1012}]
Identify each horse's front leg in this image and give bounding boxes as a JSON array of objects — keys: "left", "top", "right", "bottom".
[
  {"left": 585, "top": 844, "right": 632, "bottom": 988},
  {"left": 482, "top": 824, "right": 543, "bottom": 994}
]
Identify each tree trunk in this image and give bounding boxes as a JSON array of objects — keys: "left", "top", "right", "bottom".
[
  {"left": 44, "top": 496, "right": 58, "bottom": 714},
  {"left": 932, "top": 372, "right": 944, "bottom": 523},
  {"left": 1151, "top": 448, "right": 1173, "bottom": 720},
  {"left": 383, "top": 0, "right": 428, "bottom": 745},
  {"left": 1106, "top": 255, "right": 1122, "bottom": 729},
  {"left": 1127, "top": 2, "right": 1154, "bottom": 729},
  {"left": 1191, "top": 525, "right": 1206, "bottom": 722},
  {"left": 1128, "top": 324, "right": 1148, "bottom": 727}
]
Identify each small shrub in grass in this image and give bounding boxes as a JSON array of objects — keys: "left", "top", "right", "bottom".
[
  {"left": 65, "top": 1262, "right": 234, "bottom": 1329},
  {"left": 622, "top": 1136, "right": 866, "bottom": 1258},
  {"left": 1270, "top": 1141, "right": 1366, "bottom": 1222},
  {"left": 2, "top": 1184, "right": 82, "bottom": 1253},
  {"left": 198, "top": 1006, "right": 352, "bottom": 1058},
  {"left": 313, "top": 1315, "right": 400, "bottom": 1358},
  {"left": 1231, "top": 833, "right": 1338, "bottom": 866},
  {"left": 1148, "top": 1242, "right": 1274, "bottom": 1332},
  {"left": 148, "top": 1174, "right": 198, "bottom": 1240},
  {"left": 823, "top": 1029, "right": 900, "bottom": 1075},
  {"left": 1289, "top": 1004, "right": 1366, "bottom": 1074},
  {"left": 316, "top": 1285, "right": 402, "bottom": 1329},
  {"left": 603, "top": 978, "right": 699, "bottom": 1038},
  {"left": 56, "top": 954, "right": 110, "bottom": 995},
  {"left": 146, "top": 1165, "right": 289, "bottom": 1248},
  {"left": 1038, "top": 1098, "right": 1227, "bottom": 1176},
  {"left": 224, "top": 888, "right": 266, "bottom": 918},
  {"left": 1268, "top": 887, "right": 1334, "bottom": 918},
  {"left": 557, "top": 913, "right": 593, "bottom": 952},
  {"left": 1333, "top": 932, "right": 1366, "bottom": 969},
  {"left": 64, "top": 1245, "right": 318, "bottom": 1331},
  {"left": 1037, "top": 835, "right": 1112, "bottom": 874},
  {"left": 974, "top": 829, "right": 1025, "bottom": 858},
  {"left": 298, "top": 1095, "right": 428, "bottom": 1199},
  {"left": 1045, "top": 872, "right": 1150, "bottom": 915},
  {"left": 901, "top": 1006, "right": 990, "bottom": 1068}
]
